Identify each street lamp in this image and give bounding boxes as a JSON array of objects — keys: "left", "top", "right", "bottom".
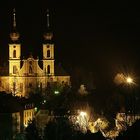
[
  {"left": 114, "top": 73, "right": 137, "bottom": 125},
  {"left": 126, "top": 76, "right": 133, "bottom": 85},
  {"left": 124, "top": 75, "right": 136, "bottom": 123}
]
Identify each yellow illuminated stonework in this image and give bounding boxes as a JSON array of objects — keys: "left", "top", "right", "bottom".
[
  {"left": 0, "top": 39, "right": 70, "bottom": 97},
  {"left": 0, "top": 9, "right": 70, "bottom": 97},
  {"left": 23, "top": 107, "right": 35, "bottom": 127}
]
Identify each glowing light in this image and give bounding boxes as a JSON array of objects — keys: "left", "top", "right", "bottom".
[
  {"left": 35, "top": 107, "right": 38, "bottom": 112},
  {"left": 114, "top": 73, "right": 135, "bottom": 86},
  {"left": 126, "top": 77, "right": 133, "bottom": 84},
  {"left": 42, "top": 100, "right": 47, "bottom": 104},
  {"left": 76, "top": 111, "right": 88, "bottom": 133},
  {"left": 54, "top": 90, "right": 60, "bottom": 95},
  {"left": 80, "top": 111, "right": 87, "bottom": 117},
  {"left": 24, "top": 124, "right": 28, "bottom": 127}
]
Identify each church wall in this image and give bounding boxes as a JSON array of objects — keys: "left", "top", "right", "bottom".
[
  {"left": 9, "top": 44, "right": 21, "bottom": 59},
  {"left": 55, "top": 76, "right": 71, "bottom": 85},
  {"left": 19, "top": 58, "right": 44, "bottom": 77},
  {"left": 43, "top": 44, "right": 54, "bottom": 59},
  {"left": 0, "top": 75, "right": 70, "bottom": 96},
  {"left": 0, "top": 76, "right": 10, "bottom": 93},
  {"left": 0, "top": 9, "right": 71, "bottom": 97}
]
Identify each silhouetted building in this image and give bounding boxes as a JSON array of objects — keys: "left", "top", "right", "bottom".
[{"left": 0, "top": 94, "right": 35, "bottom": 139}]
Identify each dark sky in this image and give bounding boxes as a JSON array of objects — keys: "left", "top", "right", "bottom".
[{"left": 0, "top": 0, "right": 140, "bottom": 81}]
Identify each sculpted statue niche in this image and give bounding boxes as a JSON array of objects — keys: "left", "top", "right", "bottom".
[{"left": 29, "top": 61, "right": 33, "bottom": 74}]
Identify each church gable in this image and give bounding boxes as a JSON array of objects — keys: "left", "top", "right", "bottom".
[{"left": 19, "top": 57, "right": 43, "bottom": 76}]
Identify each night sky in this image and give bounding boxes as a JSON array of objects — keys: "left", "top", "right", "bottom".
[{"left": 0, "top": 0, "right": 140, "bottom": 84}]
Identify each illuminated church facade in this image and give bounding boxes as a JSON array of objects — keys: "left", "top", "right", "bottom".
[{"left": 0, "top": 9, "right": 70, "bottom": 97}]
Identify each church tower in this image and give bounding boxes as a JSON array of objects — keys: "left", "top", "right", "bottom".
[
  {"left": 9, "top": 9, "right": 21, "bottom": 76},
  {"left": 43, "top": 9, "right": 54, "bottom": 76}
]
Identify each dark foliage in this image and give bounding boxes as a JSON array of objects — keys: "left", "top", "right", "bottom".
[
  {"left": 25, "top": 120, "right": 42, "bottom": 140},
  {"left": 44, "top": 117, "right": 73, "bottom": 140},
  {"left": 44, "top": 117, "right": 106, "bottom": 140},
  {"left": 116, "top": 120, "right": 140, "bottom": 140}
]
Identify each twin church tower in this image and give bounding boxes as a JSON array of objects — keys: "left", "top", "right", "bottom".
[{"left": 0, "top": 9, "right": 70, "bottom": 97}]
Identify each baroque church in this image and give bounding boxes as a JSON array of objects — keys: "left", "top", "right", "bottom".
[{"left": 0, "top": 9, "right": 70, "bottom": 97}]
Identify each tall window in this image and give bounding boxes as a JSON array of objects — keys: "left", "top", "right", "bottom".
[
  {"left": 47, "top": 50, "right": 50, "bottom": 58},
  {"left": 13, "top": 50, "right": 16, "bottom": 58},
  {"left": 13, "top": 65, "right": 17, "bottom": 74},
  {"left": 47, "top": 65, "right": 50, "bottom": 74}
]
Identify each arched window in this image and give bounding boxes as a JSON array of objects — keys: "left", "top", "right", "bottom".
[
  {"left": 47, "top": 50, "right": 50, "bottom": 58},
  {"left": 13, "top": 65, "right": 17, "bottom": 74},
  {"left": 13, "top": 50, "right": 16, "bottom": 58},
  {"left": 47, "top": 65, "right": 50, "bottom": 74}
]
